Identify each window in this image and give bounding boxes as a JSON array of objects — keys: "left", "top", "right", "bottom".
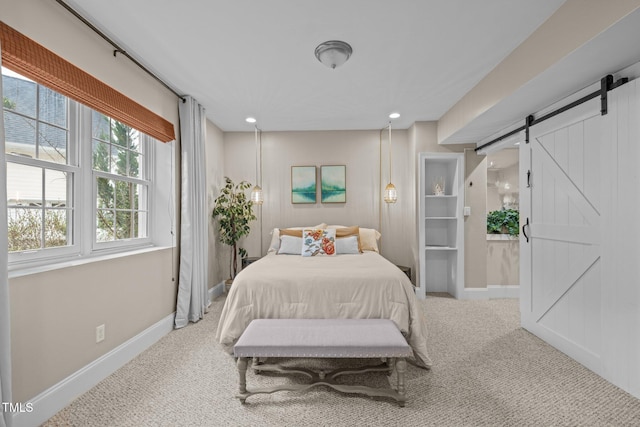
[
  {"left": 4, "top": 69, "right": 76, "bottom": 257},
  {"left": 92, "top": 112, "right": 150, "bottom": 246},
  {"left": 3, "top": 67, "right": 155, "bottom": 266}
]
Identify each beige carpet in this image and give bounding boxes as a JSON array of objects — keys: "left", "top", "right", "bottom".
[{"left": 44, "top": 294, "right": 640, "bottom": 427}]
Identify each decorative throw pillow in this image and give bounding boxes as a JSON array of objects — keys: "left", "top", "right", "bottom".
[
  {"left": 301, "top": 228, "right": 336, "bottom": 257},
  {"left": 336, "top": 235, "right": 360, "bottom": 254},
  {"left": 277, "top": 235, "right": 303, "bottom": 255}
]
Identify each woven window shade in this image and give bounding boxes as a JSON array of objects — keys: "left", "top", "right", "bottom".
[{"left": 0, "top": 21, "right": 175, "bottom": 143}]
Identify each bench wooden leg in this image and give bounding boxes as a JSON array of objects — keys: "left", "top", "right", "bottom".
[
  {"left": 396, "top": 358, "right": 407, "bottom": 407},
  {"left": 237, "top": 357, "right": 249, "bottom": 403},
  {"left": 386, "top": 357, "right": 395, "bottom": 376}
]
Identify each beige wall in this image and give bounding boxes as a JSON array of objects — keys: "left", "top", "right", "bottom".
[
  {"left": 222, "top": 129, "right": 414, "bottom": 275},
  {"left": 3, "top": 0, "right": 180, "bottom": 402},
  {"left": 438, "top": 0, "right": 640, "bottom": 144},
  {"left": 464, "top": 150, "right": 488, "bottom": 289},
  {"left": 10, "top": 249, "right": 176, "bottom": 402},
  {"left": 205, "top": 120, "right": 226, "bottom": 287}
]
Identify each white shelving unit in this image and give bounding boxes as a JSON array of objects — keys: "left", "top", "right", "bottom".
[{"left": 417, "top": 152, "right": 464, "bottom": 299}]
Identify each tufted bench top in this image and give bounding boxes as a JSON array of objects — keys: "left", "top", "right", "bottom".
[{"left": 233, "top": 318, "right": 412, "bottom": 359}]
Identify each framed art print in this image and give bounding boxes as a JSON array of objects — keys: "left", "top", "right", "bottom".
[
  {"left": 321, "top": 165, "right": 346, "bottom": 203},
  {"left": 291, "top": 166, "right": 317, "bottom": 203}
]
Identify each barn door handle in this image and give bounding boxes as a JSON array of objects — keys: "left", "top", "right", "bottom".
[
  {"left": 522, "top": 218, "right": 530, "bottom": 243},
  {"left": 526, "top": 170, "right": 531, "bottom": 188}
]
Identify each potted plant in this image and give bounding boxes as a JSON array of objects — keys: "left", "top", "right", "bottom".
[
  {"left": 487, "top": 208, "right": 519, "bottom": 236},
  {"left": 212, "top": 177, "right": 257, "bottom": 284}
]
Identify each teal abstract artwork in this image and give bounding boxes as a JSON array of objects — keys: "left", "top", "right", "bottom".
[
  {"left": 291, "top": 166, "right": 316, "bottom": 203},
  {"left": 321, "top": 165, "right": 346, "bottom": 203}
]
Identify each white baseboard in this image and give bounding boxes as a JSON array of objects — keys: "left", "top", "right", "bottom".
[
  {"left": 460, "top": 285, "right": 520, "bottom": 300},
  {"left": 13, "top": 312, "right": 175, "bottom": 427},
  {"left": 209, "top": 281, "right": 225, "bottom": 303},
  {"left": 487, "top": 284, "right": 520, "bottom": 299}
]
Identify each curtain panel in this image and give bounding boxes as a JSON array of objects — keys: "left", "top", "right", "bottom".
[
  {"left": 1, "top": 42, "right": 14, "bottom": 427},
  {"left": 174, "top": 96, "right": 209, "bottom": 328},
  {"left": 0, "top": 21, "right": 175, "bottom": 143}
]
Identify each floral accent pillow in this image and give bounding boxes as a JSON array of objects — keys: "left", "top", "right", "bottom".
[{"left": 301, "top": 228, "right": 336, "bottom": 257}]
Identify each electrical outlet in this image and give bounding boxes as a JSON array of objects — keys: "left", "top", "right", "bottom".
[
  {"left": 96, "top": 324, "right": 105, "bottom": 343},
  {"left": 463, "top": 206, "right": 471, "bottom": 216}
]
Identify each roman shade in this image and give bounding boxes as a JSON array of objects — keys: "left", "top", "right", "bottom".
[{"left": 0, "top": 21, "right": 175, "bottom": 143}]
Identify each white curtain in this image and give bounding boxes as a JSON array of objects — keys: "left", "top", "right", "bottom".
[
  {"left": 175, "top": 96, "right": 209, "bottom": 328},
  {"left": 1, "top": 48, "right": 14, "bottom": 427}
]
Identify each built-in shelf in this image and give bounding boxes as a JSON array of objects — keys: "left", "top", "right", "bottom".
[{"left": 418, "top": 152, "right": 464, "bottom": 299}]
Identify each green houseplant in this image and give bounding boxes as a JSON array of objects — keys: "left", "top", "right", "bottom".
[
  {"left": 212, "top": 177, "right": 256, "bottom": 280},
  {"left": 487, "top": 208, "right": 519, "bottom": 236}
]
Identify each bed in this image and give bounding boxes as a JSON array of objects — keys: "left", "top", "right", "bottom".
[{"left": 215, "top": 226, "right": 432, "bottom": 369}]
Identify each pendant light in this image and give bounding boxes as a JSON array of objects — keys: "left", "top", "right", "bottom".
[
  {"left": 384, "top": 121, "right": 397, "bottom": 203},
  {"left": 250, "top": 125, "right": 263, "bottom": 205}
]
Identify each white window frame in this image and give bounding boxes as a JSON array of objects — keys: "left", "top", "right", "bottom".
[
  {"left": 88, "top": 131, "right": 153, "bottom": 253},
  {"left": 6, "top": 90, "right": 80, "bottom": 267}
]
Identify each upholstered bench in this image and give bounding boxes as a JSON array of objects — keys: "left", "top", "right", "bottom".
[{"left": 233, "top": 318, "right": 412, "bottom": 407}]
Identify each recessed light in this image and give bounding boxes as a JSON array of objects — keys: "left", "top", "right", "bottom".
[
  {"left": 389, "top": 112, "right": 400, "bottom": 119},
  {"left": 245, "top": 117, "right": 256, "bottom": 123}
]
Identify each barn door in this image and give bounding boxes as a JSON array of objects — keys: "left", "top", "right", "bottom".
[{"left": 520, "top": 97, "right": 603, "bottom": 373}]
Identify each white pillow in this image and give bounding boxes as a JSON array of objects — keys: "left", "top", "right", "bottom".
[
  {"left": 268, "top": 224, "right": 327, "bottom": 253},
  {"left": 327, "top": 225, "right": 381, "bottom": 252},
  {"left": 277, "top": 235, "right": 303, "bottom": 255},
  {"left": 336, "top": 235, "right": 360, "bottom": 254},
  {"left": 268, "top": 228, "right": 281, "bottom": 253}
]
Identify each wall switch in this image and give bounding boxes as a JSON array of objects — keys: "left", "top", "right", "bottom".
[
  {"left": 463, "top": 206, "right": 471, "bottom": 216},
  {"left": 96, "top": 324, "right": 105, "bottom": 343}
]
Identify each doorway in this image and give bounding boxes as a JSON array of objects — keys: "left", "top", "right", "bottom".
[{"left": 486, "top": 148, "right": 519, "bottom": 288}]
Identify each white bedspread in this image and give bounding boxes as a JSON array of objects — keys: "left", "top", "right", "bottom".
[{"left": 215, "top": 252, "right": 432, "bottom": 368}]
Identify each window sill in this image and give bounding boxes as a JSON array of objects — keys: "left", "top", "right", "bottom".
[{"left": 8, "top": 245, "right": 174, "bottom": 279}]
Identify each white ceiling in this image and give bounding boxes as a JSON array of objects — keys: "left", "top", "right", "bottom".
[{"left": 62, "top": 0, "right": 566, "bottom": 133}]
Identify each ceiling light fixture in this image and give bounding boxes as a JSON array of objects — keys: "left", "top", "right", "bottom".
[
  {"left": 250, "top": 125, "right": 263, "bottom": 205},
  {"left": 389, "top": 112, "right": 400, "bottom": 119},
  {"left": 384, "top": 121, "right": 397, "bottom": 204},
  {"left": 245, "top": 117, "right": 256, "bottom": 123},
  {"left": 314, "top": 40, "right": 353, "bottom": 69}
]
